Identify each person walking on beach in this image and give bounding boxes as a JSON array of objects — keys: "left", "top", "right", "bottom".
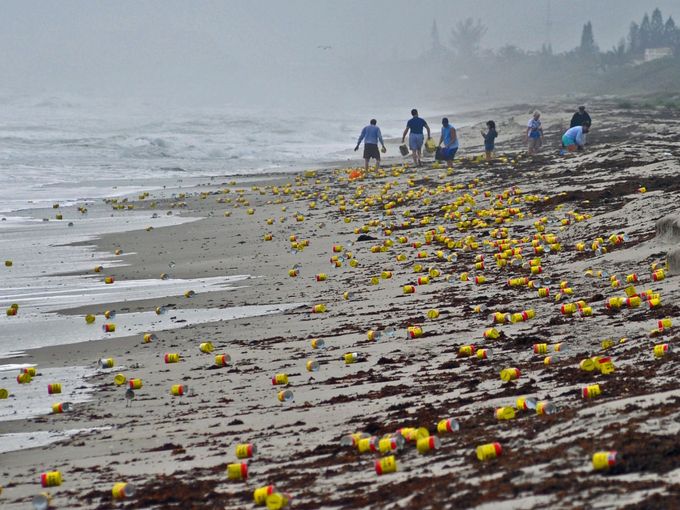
[
  {"left": 525, "top": 111, "right": 543, "bottom": 156},
  {"left": 401, "top": 109, "right": 431, "bottom": 167},
  {"left": 355, "top": 119, "right": 386, "bottom": 172},
  {"left": 570, "top": 105, "right": 591, "bottom": 144},
  {"left": 481, "top": 120, "right": 497, "bottom": 160},
  {"left": 561, "top": 124, "right": 589, "bottom": 153},
  {"left": 437, "top": 117, "right": 458, "bottom": 168}
]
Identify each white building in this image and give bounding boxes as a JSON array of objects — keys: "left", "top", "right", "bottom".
[{"left": 644, "top": 47, "right": 674, "bottom": 62}]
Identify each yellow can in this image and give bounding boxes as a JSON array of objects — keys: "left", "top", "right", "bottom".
[
  {"left": 128, "top": 378, "right": 143, "bottom": 389},
  {"left": 40, "top": 471, "right": 62, "bottom": 487},
  {"left": 582, "top": 384, "right": 601, "bottom": 399},
  {"left": 236, "top": 443, "right": 256, "bottom": 459},
  {"left": 579, "top": 358, "right": 596, "bottom": 371},
  {"left": 0, "top": 388, "right": 8, "bottom": 399},
  {"left": 199, "top": 342, "right": 214, "bottom": 353},
  {"left": 592, "top": 451, "right": 617, "bottom": 470},
  {"left": 427, "top": 309, "right": 440, "bottom": 319},
  {"left": 375, "top": 455, "right": 398, "bottom": 475},
  {"left": 416, "top": 435, "right": 441, "bottom": 453},
  {"left": 170, "top": 384, "right": 188, "bottom": 396},
  {"left": 226, "top": 462, "right": 248, "bottom": 480},
  {"left": 47, "top": 383, "right": 62, "bottom": 395},
  {"left": 277, "top": 390, "right": 293, "bottom": 402},
  {"left": 112, "top": 482, "right": 135, "bottom": 500},
  {"left": 476, "top": 442, "right": 502, "bottom": 461},
  {"left": 266, "top": 492, "right": 290, "bottom": 510},
  {"left": 500, "top": 367, "right": 520, "bottom": 382},
  {"left": 495, "top": 407, "right": 516, "bottom": 420},
  {"left": 254, "top": 485, "right": 275, "bottom": 505},
  {"left": 436, "top": 418, "right": 460, "bottom": 433},
  {"left": 312, "top": 304, "right": 327, "bottom": 313},
  {"left": 403, "top": 285, "right": 416, "bottom": 294},
  {"left": 271, "top": 373, "right": 288, "bottom": 385},
  {"left": 311, "top": 338, "right": 325, "bottom": 349},
  {"left": 114, "top": 374, "right": 127, "bottom": 386},
  {"left": 653, "top": 344, "right": 670, "bottom": 358}
]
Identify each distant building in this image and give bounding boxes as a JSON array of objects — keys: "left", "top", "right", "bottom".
[{"left": 644, "top": 47, "right": 674, "bottom": 62}]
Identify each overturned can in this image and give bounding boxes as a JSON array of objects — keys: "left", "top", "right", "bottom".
[
  {"left": 458, "top": 344, "right": 476, "bottom": 357},
  {"left": 236, "top": 443, "right": 256, "bottom": 459},
  {"left": 407, "top": 326, "right": 423, "bottom": 339},
  {"left": 311, "top": 338, "right": 325, "bottom": 349},
  {"left": 17, "top": 372, "right": 32, "bottom": 384},
  {"left": 403, "top": 285, "right": 416, "bottom": 294},
  {"left": 436, "top": 418, "right": 460, "bottom": 434},
  {"left": 112, "top": 482, "right": 136, "bottom": 500},
  {"left": 500, "top": 367, "right": 520, "bottom": 382},
  {"left": 51, "top": 402, "right": 72, "bottom": 413},
  {"left": 199, "top": 342, "right": 214, "bottom": 353},
  {"left": 47, "top": 383, "right": 62, "bottom": 395},
  {"left": 277, "top": 390, "right": 293, "bottom": 402},
  {"left": 495, "top": 407, "right": 516, "bottom": 420},
  {"left": 266, "top": 492, "right": 291, "bottom": 510},
  {"left": 416, "top": 435, "right": 441, "bottom": 454},
  {"left": 536, "top": 401, "right": 557, "bottom": 415},
  {"left": 533, "top": 343, "right": 548, "bottom": 354},
  {"left": 215, "top": 354, "right": 231, "bottom": 366},
  {"left": 143, "top": 333, "right": 156, "bottom": 343},
  {"left": 171, "top": 384, "right": 188, "bottom": 396},
  {"left": 103, "top": 323, "right": 116, "bottom": 332},
  {"left": 114, "top": 374, "right": 127, "bottom": 386},
  {"left": 378, "top": 436, "right": 400, "bottom": 454},
  {"left": 344, "top": 352, "right": 360, "bottom": 364},
  {"left": 592, "top": 450, "right": 617, "bottom": 470},
  {"left": 582, "top": 384, "right": 602, "bottom": 399},
  {"left": 226, "top": 462, "right": 248, "bottom": 481},
  {"left": 272, "top": 373, "right": 289, "bottom": 385},
  {"left": 40, "top": 471, "right": 62, "bottom": 487},
  {"left": 483, "top": 328, "right": 500, "bottom": 340},
  {"left": 375, "top": 455, "right": 398, "bottom": 475},
  {"left": 653, "top": 344, "right": 670, "bottom": 358},
  {"left": 476, "top": 442, "right": 502, "bottom": 461},
  {"left": 164, "top": 353, "right": 180, "bottom": 364},
  {"left": 312, "top": 304, "right": 327, "bottom": 313},
  {"left": 98, "top": 358, "right": 115, "bottom": 369},
  {"left": 306, "top": 360, "right": 320, "bottom": 372},
  {"left": 128, "top": 378, "right": 143, "bottom": 389},
  {"left": 254, "top": 485, "right": 275, "bottom": 505},
  {"left": 516, "top": 396, "right": 538, "bottom": 411},
  {"left": 476, "top": 348, "right": 489, "bottom": 360}
]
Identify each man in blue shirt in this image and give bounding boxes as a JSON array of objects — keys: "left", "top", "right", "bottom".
[
  {"left": 355, "top": 119, "right": 386, "bottom": 172},
  {"left": 401, "top": 109, "right": 431, "bottom": 167}
]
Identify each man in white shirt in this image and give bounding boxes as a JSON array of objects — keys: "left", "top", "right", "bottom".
[{"left": 561, "top": 124, "right": 590, "bottom": 152}]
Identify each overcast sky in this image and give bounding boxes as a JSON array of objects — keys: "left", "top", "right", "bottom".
[{"left": 0, "top": 0, "right": 677, "bottom": 105}]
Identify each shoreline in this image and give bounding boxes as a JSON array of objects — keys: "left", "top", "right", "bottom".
[{"left": 1, "top": 97, "right": 679, "bottom": 508}]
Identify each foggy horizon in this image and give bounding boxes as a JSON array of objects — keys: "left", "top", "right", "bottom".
[{"left": 1, "top": 0, "right": 678, "bottom": 109}]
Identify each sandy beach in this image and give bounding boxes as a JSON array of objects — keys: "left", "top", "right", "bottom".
[{"left": 1, "top": 98, "right": 680, "bottom": 509}]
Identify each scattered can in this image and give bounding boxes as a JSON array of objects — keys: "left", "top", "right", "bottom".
[
  {"left": 476, "top": 442, "right": 502, "bottom": 461},
  {"left": 653, "top": 344, "right": 670, "bottom": 358},
  {"left": 47, "top": 383, "right": 62, "bottom": 395},
  {"left": 266, "top": 492, "right": 290, "bottom": 510},
  {"left": 416, "top": 435, "right": 441, "bottom": 454},
  {"left": 128, "top": 378, "right": 143, "bottom": 389},
  {"left": 277, "top": 390, "right": 293, "bottom": 402},
  {"left": 143, "top": 333, "right": 156, "bottom": 343},
  {"left": 375, "top": 455, "right": 398, "bottom": 475},
  {"left": 112, "top": 482, "right": 136, "bottom": 500},
  {"left": 536, "top": 401, "right": 557, "bottom": 415},
  {"left": 103, "top": 323, "right": 116, "bottom": 332},
  {"left": 199, "top": 342, "right": 214, "bottom": 353},
  {"left": 272, "top": 373, "right": 289, "bottom": 385},
  {"left": 516, "top": 396, "right": 538, "bottom": 411},
  {"left": 254, "top": 485, "right": 275, "bottom": 505},
  {"left": 215, "top": 354, "right": 231, "bottom": 367},
  {"left": 403, "top": 285, "right": 416, "bottom": 294},
  {"left": 592, "top": 450, "right": 617, "bottom": 470},
  {"left": 171, "top": 384, "right": 188, "bottom": 396},
  {"left": 306, "top": 360, "right": 320, "bottom": 372},
  {"left": 40, "top": 471, "right": 62, "bottom": 487},
  {"left": 98, "top": 358, "right": 115, "bottom": 369},
  {"left": 164, "top": 353, "right": 180, "bottom": 364},
  {"left": 51, "top": 402, "right": 72, "bottom": 413},
  {"left": 236, "top": 443, "right": 256, "bottom": 459},
  {"left": 500, "top": 367, "right": 520, "bottom": 382},
  {"left": 436, "top": 418, "right": 460, "bottom": 434},
  {"left": 114, "top": 374, "right": 127, "bottom": 386},
  {"left": 311, "top": 338, "right": 325, "bottom": 349},
  {"left": 495, "top": 407, "right": 516, "bottom": 420},
  {"left": 312, "top": 304, "right": 327, "bottom": 313},
  {"left": 582, "top": 384, "right": 602, "bottom": 399},
  {"left": 226, "top": 462, "right": 248, "bottom": 481}
]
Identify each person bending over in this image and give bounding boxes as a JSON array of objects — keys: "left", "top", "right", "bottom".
[{"left": 562, "top": 124, "right": 589, "bottom": 152}]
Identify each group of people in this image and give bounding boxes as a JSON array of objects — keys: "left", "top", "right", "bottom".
[{"left": 354, "top": 106, "right": 591, "bottom": 170}]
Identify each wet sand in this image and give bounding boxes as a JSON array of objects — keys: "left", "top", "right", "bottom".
[{"left": 1, "top": 99, "right": 679, "bottom": 509}]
